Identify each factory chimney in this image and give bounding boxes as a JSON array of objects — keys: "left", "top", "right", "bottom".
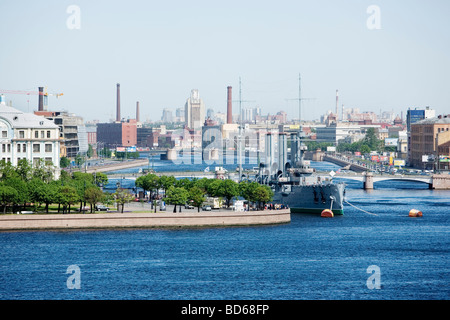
[
  {"left": 116, "top": 83, "right": 121, "bottom": 122},
  {"left": 38, "top": 87, "right": 44, "bottom": 111},
  {"left": 136, "top": 101, "right": 140, "bottom": 122},
  {"left": 227, "top": 86, "right": 232, "bottom": 124}
]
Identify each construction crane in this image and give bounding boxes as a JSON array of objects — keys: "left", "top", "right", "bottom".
[
  {"left": 0, "top": 87, "right": 63, "bottom": 111},
  {"left": 0, "top": 87, "right": 64, "bottom": 98}
]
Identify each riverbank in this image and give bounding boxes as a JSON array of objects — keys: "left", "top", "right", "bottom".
[{"left": 0, "top": 208, "right": 291, "bottom": 231}]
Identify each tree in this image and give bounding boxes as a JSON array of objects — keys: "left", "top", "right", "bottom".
[
  {"left": 239, "top": 181, "right": 260, "bottom": 208},
  {"left": 113, "top": 188, "right": 134, "bottom": 213},
  {"left": 0, "top": 185, "right": 19, "bottom": 213},
  {"left": 158, "top": 175, "right": 176, "bottom": 196},
  {"left": 166, "top": 186, "right": 188, "bottom": 213},
  {"left": 3, "top": 177, "right": 29, "bottom": 213},
  {"left": 254, "top": 185, "right": 273, "bottom": 210},
  {"left": 15, "top": 159, "right": 32, "bottom": 181},
  {"left": 219, "top": 179, "right": 240, "bottom": 208},
  {"left": 136, "top": 173, "right": 160, "bottom": 200},
  {"left": 60, "top": 156, "right": 70, "bottom": 168},
  {"left": 57, "top": 185, "right": 79, "bottom": 214},
  {"left": 86, "top": 144, "right": 94, "bottom": 158},
  {"left": 84, "top": 187, "right": 104, "bottom": 213},
  {"left": 188, "top": 186, "right": 206, "bottom": 212},
  {"left": 93, "top": 172, "right": 108, "bottom": 188}
]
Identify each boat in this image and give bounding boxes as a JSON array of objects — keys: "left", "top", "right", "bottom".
[
  {"left": 256, "top": 129, "right": 345, "bottom": 215},
  {"left": 254, "top": 74, "right": 345, "bottom": 215}
]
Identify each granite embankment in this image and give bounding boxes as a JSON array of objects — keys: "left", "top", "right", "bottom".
[{"left": 0, "top": 209, "right": 291, "bottom": 231}]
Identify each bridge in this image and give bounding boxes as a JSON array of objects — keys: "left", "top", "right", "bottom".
[
  {"left": 335, "top": 172, "right": 433, "bottom": 188},
  {"left": 334, "top": 172, "right": 450, "bottom": 190}
]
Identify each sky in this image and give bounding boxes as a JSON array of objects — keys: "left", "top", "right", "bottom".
[{"left": 0, "top": 0, "right": 449, "bottom": 123}]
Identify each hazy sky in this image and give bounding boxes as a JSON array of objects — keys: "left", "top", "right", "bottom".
[{"left": 1, "top": 0, "right": 449, "bottom": 122}]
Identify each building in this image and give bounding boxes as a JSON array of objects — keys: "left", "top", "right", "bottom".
[
  {"left": 409, "top": 115, "right": 450, "bottom": 169},
  {"left": 161, "top": 108, "right": 173, "bottom": 123},
  {"left": 0, "top": 97, "right": 60, "bottom": 174},
  {"left": 185, "top": 89, "right": 205, "bottom": 130},
  {"left": 97, "top": 119, "right": 137, "bottom": 148},
  {"left": 316, "top": 119, "right": 381, "bottom": 144},
  {"left": 406, "top": 107, "right": 435, "bottom": 132},
  {"left": 34, "top": 110, "right": 87, "bottom": 158}
]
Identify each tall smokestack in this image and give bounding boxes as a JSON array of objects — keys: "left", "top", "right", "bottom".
[
  {"left": 136, "top": 101, "right": 140, "bottom": 122},
  {"left": 335, "top": 90, "right": 339, "bottom": 122},
  {"left": 227, "top": 86, "right": 232, "bottom": 124},
  {"left": 38, "top": 87, "right": 44, "bottom": 111},
  {"left": 116, "top": 83, "right": 121, "bottom": 122}
]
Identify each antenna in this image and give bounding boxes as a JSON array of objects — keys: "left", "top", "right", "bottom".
[
  {"left": 233, "top": 77, "right": 257, "bottom": 182},
  {"left": 285, "top": 73, "right": 316, "bottom": 124}
]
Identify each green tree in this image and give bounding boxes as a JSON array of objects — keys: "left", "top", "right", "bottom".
[
  {"left": 60, "top": 156, "right": 70, "bottom": 168},
  {"left": 0, "top": 185, "right": 18, "bottom": 213},
  {"left": 15, "top": 159, "right": 32, "bottom": 181},
  {"left": 255, "top": 185, "right": 274, "bottom": 210},
  {"left": 93, "top": 172, "right": 108, "bottom": 188},
  {"left": 84, "top": 187, "right": 104, "bottom": 213},
  {"left": 158, "top": 175, "right": 176, "bottom": 196},
  {"left": 188, "top": 186, "right": 206, "bottom": 212},
  {"left": 3, "top": 177, "right": 29, "bottom": 213},
  {"left": 113, "top": 188, "right": 134, "bottom": 213},
  {"left": 86, "top": 144, "right": 94, "bottom": 158},
  {"left": 239, "top": 181, "right": 260, "bottom": 208},
  {"left": 166, "top": 186, "right": 189, "bottom": 213},
  {"left": 219, "top": 179, "right": 240, "bottom": 208},
  {"left": 136, "top": 173, "right": 160, "bottom": 200},
  {"left": 57, "top": 185, "right": 79, "bottom": 214}
]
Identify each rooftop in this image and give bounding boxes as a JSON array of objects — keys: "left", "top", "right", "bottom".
[
  {"left": 0, "top": 103, "right": 58, "bottom": 129},
  {"left": 415, "top": 115, "right": 450, "bottom": 125}
]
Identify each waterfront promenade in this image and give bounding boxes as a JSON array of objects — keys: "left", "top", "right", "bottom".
[{"left": 0, "top": 207, "right": 291, "bottom": 231}]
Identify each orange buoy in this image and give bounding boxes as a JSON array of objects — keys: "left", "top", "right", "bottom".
[
  {"left": 409, "top": 209, "right": 423, "bottom": 218},
  {"left": 321, "top": 209, "right": 334, "bottom": 218}
]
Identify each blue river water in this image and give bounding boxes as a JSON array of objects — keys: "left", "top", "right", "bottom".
[{"left": 0, "top": 157, "right": 449, "bottom": 300}]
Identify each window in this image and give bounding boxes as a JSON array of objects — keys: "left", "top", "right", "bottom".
[
  {"left": 33, "top": 144, "right": 40, "bottom": 153},
  {"left": 45, "top": 157, "right": 53, "bottom": 164},
  {"left": 40, "top": 131, "right": 44, "bottom": 139},
  {"left": 45, "top": 144, "right": 52, "bottom": 152},
  {"left": 17, "top": 144, "right": 21, "bottom": 153},
  {"left": 35, "top": 131, "right": 39, "bottom": 138},
  {"left": 1, "top": 144, "right": 4, "bottom": 152},
  {"left": 2, "top": 131, "right": 7, "bottom": 138},
  {"left": 47, "top": 131, "right": 51, "bottom": 138},
  {"left": 23, "top": 144, "right": 26, "bottom": 153},
  {"left": 7, "top": 144, "right": 10, "bottom": 153},
  {"left": 19, "top": 131, "right": 25, "bottom": 138}
]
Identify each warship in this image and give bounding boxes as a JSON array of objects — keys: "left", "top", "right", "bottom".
[{"left": 256, "top": 129, "right": 345, "bottom": 215}]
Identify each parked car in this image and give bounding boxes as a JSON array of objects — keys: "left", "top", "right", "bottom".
[
  {"left": 202, "top": 205, "right": 212, "bottom": 211},
  {"left": 96, "top": 205, "right": 110, "bottom": 212},
  {"left": 185, "top": 203, "right": 194, "bottom": 209}
]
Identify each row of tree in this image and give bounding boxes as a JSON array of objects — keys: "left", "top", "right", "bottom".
[
  {"left": 136, "top": 174, "right": 274, "bottom": 212},
  {"left": 0, "top": 159, "right": 109, "bottom": 214},
  {"left": 0, "top": 159, "right": 274, "bottom": 214}
]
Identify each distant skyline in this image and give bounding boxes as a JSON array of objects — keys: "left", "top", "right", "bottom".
[{"left": 1, "top": 0, "right": 449, "bottom": 122}]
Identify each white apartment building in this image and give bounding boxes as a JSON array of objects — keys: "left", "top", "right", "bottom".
[{"left": 0, "top": 97, "right": 60, "bottom": 176}]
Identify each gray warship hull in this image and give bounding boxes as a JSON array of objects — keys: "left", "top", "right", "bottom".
[{"left": 271, "top": 181, "right": 345, "bottom": 215}]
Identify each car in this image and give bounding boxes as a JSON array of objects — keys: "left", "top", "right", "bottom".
[
  {"left": 202, "top": 205, "right": 212, "bottom": 211},
  {"left": 185, "top": 204, "right": 194, "bottom": 209},
  {"left": 96, "top": 205, "right": 110, "bottom": 212}
]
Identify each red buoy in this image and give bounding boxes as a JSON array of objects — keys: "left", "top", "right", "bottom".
[
  {"left": 321, "top": 209, "right": 334, "bottom": 218},
  {"left": 409, "top": 209, "right": 423, "bottom": 218}
]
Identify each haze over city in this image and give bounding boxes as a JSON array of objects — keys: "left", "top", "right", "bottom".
[{"left": 1, "top": 0, "right": 449, "bottom": 122}]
